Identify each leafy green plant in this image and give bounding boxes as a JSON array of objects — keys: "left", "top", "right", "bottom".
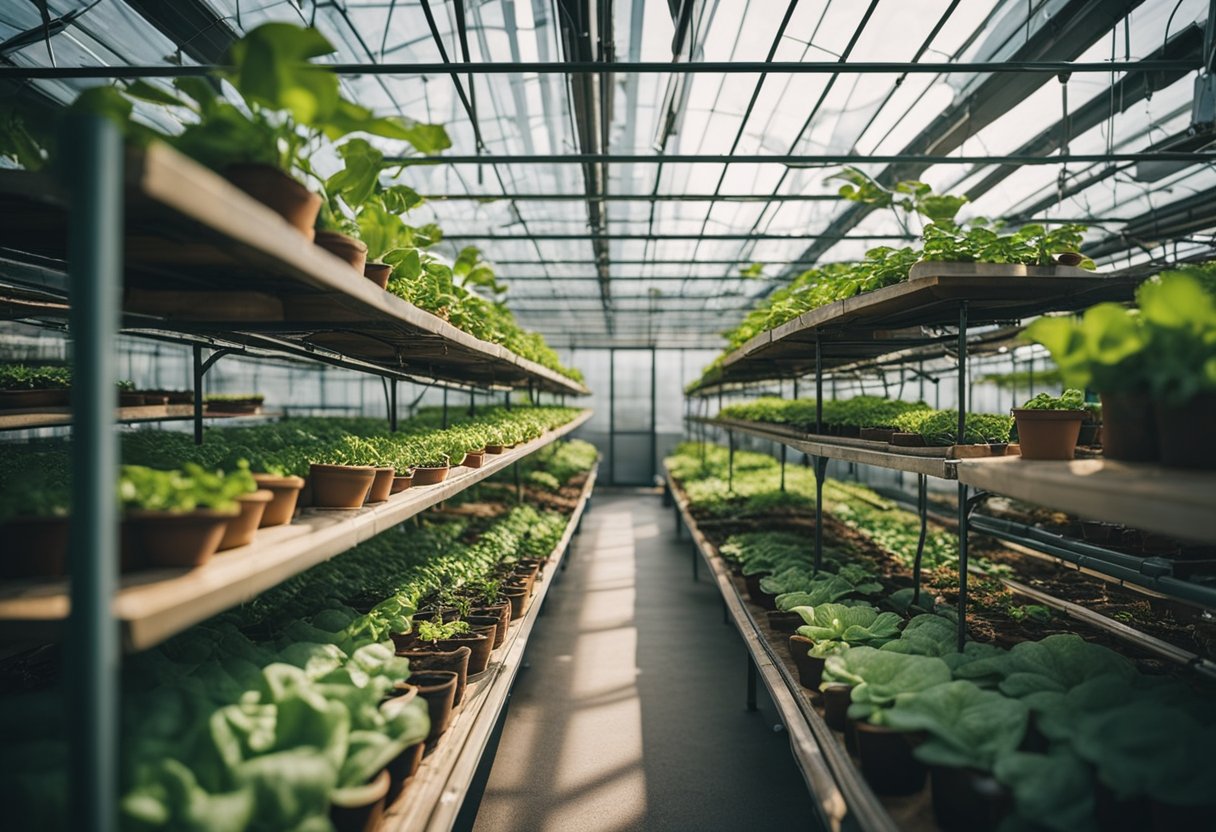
[
  {"left": 820, "top": 646, "right": 953, "bottom": 723},
  {"left": 0, "top": 364, "right": 71, "bottom": 390},
  {"left": 118, "top": 463, "right": 254, "bottom": 513},
  {"left": 893, "top": 409, "right": 1013, "bottom": 445},
  {"left": 792, "top": 603, "right": 902, "bottom": 657},
  {"left": 415, "top": 618, "right": 470, "bottom": 643},
  {"left": 1018, "top": 389, "right": 1085, "bottom": 411},
  {"left": 883, "top": 680, "right": 1029, "bottom": 770}
]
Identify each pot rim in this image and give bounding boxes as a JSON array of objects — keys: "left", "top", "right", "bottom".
[
  {"left": 1011, "top": 408, "right": 1086, "bottom": 420},
  {"left": 309, "top": 463, "right": 377, "bottom": 473},
  {"left": 252, "top": 473, "right": 306, "bottom": 488}
]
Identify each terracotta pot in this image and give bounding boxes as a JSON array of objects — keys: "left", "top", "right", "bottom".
[
  {"left": 412, "top": 465, "right": 450, "bottom": 486},
  {"left": 1100, "top": 391, "right": 1158, "bottom": 462},
  {"left": 407, "top": 671, "right": 458, "bottom": 741},
  {"left": 438, "top": 631, "right": 492, "bottom": 675},
  {"left": 513, "top": 560, "right": 542, "bottom": 586},
  {"left": 127, "top": 509, "right": 236, "bottom": 569},
  {"left": 1155, "top": 392, "right": 1216, "bottom": 470},
  {"left": 466, "top": 615, "right": 503, "bottom": 651},
  {"left": 315, "top": 230, "right": 368, "bottom": 273},
  {"left": 503, "top": 588, "right": 528, "bottom": 621},
  {"left": 821, "top": 683, "right": 854, "bottom": 732},
  {"left": 251, "top": 474, "right": 305, "bottom": 527},
  {"left": 398, "top": 646, "right": 471, "bottom": 705},
  {"left": 930, "top": 765, "right": 1013, "bottom": 832},
  {"left": 329, "top": 769, "right": 389, "bottom": 832},
  {"left": 470, "top": 603, "right": 511, "bottom": 648},
  {"left": 854, "top": 720, "right": 926, "bottom": 796},
  {"left": 364, "top": 262, "right": 392, "bottom": 290},
  {"left": 386, "top": 741, "right": 424, "bottom": 804},
  {"left": 767, "top": 610, "right": 803, "bottom": 633},
  {"left": 309, "top": 464, "right": 376, "bottom": 508},
  {"left": 462, "top": 450, "right": 486, "bottom": 469},
  {"left": 485, "top": 444, "right": 506, "bottom": 455},
  {"left": 390, "top": 473, "right": 414, "bottom": 494},
  {"left": 788, "top": 635, "right": 826, "bottom": 689},
  {"left": 1011, "top": 409, "right": 1084, "bottom": 460},
  {"left": 743, "top": 572, "right": 777, "bottom": 610},
  {"left": 224, "top": 164, "right": 322, "bottom": 239},
  {"left": 0, "top": 515, "right": 68, "bottom": 578},
  {"left": 217, "top": 489, "right": 274, "bottom": 551},
  {"left": 366, "top": 467, "right": 395, "bottom": 504},
  {"left": 506, "top": 573, "right": 534, "bottom": 599},
  {"left": 0, "top": 388, "right": 70, "bottom": 410}
]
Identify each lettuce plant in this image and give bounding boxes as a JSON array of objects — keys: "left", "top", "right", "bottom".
[
  {"left": 882, "top": 680, "right": 1028, "bottom": 769},
  {"left": 821, "top": 646, "right": 952, "bottom": 723},
  {"left": 952, "top": 634, "right": 1135, "bottom": 697},
  {"left": 792, "top": 603, "right": 901, "bottom": 657},
  {"left": 1019, "top": 389, "right": 1085, "bottom": 410}
]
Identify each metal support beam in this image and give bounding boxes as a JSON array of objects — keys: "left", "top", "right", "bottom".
[
  {"left": 780, "top": 443, "right": 787, "bottom": 492},
  {"left": 389, "top": 379, "right": 398, "bottom": 432},
  {"left": 746, "top": 655, "right": 759, "bottom": 712},
  {"left": 728, "top": 430, "right": 735, "bottom": 492},
  {"left": 812, "top": 455, "right": 828, "bottom": 575},
  {"left": 956, "top": 302, "right": 969, "bottom": 652},
  {"left": 396, "top": 151, "right": 1211, "bottom": 165},
  {"left": 912, "top": 474, "right": 928, "bottom": 606},
  {"left": 191, "top": 345, "right": 239, "bottom": 444},
  {"left": 63, "top": 114, "right": 122, "bottom": 832}
]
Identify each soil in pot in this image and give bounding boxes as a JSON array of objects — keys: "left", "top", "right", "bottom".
[
  {"left": 0, "top": 515, "right": 68, "bottom": 578},
  {"left": 466, "top": 616, "right": 503, "bottom": 651},
  {"left": 224, "top": 164, "right": 322, "bottom": 239},
  {"left": 787, "top": 635, "right": 826, "bottom": 689},
  {"left": 854, "top": 720, "right": 926, "bottom": 796},
  {"left": 329, "top": 769, "right": 389, "bottom": 832},
  {"left": 309, "top": 464, "right": 376, "bottom": 508},
  {"left": 365, "top": 467, "right": 395, "bottom": 504},
  {"left": 405, "top": 671, "right": 458, "bottom": 742},
  {"left": 0, "top": 389, "right": 71, "bottom": 410},
  {"left": 1155, "top": 392, "right": 1216, "bottom": 470},
  {"left": 412, "top": 465, "right": 450, "bottom": 487},
  {"left": 315, "top": 230, "right": 369, "bottom": 273},
  {"left": 1100, "top": 391, "right": 1158, "bottom": 462},
  {"left": 767, "top": 610, "right": 804, "bottom": 633},
  {"left": 930, "top": 765, "right": 1013, "bottom": 832},
  {"left": 821, "top": 683, "right": 854, "bottom": 732},
  {"left": 252, "top": 474, "right": 305, "bottom": 527},
  {"left": 462, "top": 450, "right": 486, "bottom": 469},
  {"left": 503, "top": 588, "right": 528, "bottom": 620},
  {"left": 1011, "top": 409, "right": 1084, "bottom": 460},
  {"left": 437, "top": 632, "right": 492, "bottom": 675},
  {"left": 128, "top": 509, "right": 236, "bottom": 569},
  {"left": 398, "top": 646, "right": 471, "bottom": 706},
  {"left": 390, "top": 474, "right": 414, "bottom": 494},
  {"left": 217, "top": 489, "right": 274, "bottom": 551},
  {"left": 470, "top": 604, "right": 511, "bottom": 647},
  {"left": 364, "top": 262, "right": 392, "bottom": 290}
]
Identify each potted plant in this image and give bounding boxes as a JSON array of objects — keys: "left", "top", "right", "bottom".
[
  {"left": 788, "top": 603, "right": 902, "bottom": 689},
  {"left": 0, "top": 364, "right": 71, "bottom": 410},
  {"left": 204, "top": 393, "right": 264, "bottom": 415},
  {"left": 116, "top": 379, "right": 143, "bottom": 408},
  {"left": 400, "top": 670, "right": 457, "bottom": 743},
  {"left": 1011, "top": 389, "right": 1088, "bottom": 460},
  {"left": 339, "top": 437, "right": 395, "bottom": 504},
  {"left": 0, "top": 462, "right": 70, "bottom": 578},
  {"left": 407, "top": 437, "right": 451, "bottom": 486},
  {"left": 308, "top": 453, "right": 377, "bottom": 509},
  {"left": 214, "top": 461, "right": 273, "bottom": 551}
]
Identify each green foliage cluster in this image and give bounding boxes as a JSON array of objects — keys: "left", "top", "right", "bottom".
[
  {"left": 0, "top": 364, "right": 71, "bottom": 390},
  {"left": 119, "top": 463, "right": 255, "bottom": 513},
  {"left": 892, "top": 408, "right": 1013, "bottom": 445},
  {"left": 720, "top": 395, "right": 929, "bottom": 431},
  {"left": 1026, "top": 269, "right": 1216, "bottom": 405},
  {"left": 1018, "top": 389, "right": 1085, "bottom": 411},
  {"left": 203, "top": 393, "right": 265, "bottom": 404}
]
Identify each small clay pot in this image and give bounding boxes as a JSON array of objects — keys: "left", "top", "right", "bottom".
[
  {"left": 821, "top": 683, "right": 854, "bottom": 732},
  {"left": 462, "top": 450, "right": 486, "bottom": 469},
  {"left": 366, "top": 467, "right": 395, "bottom": 504},
  {"left": 1011, "top": 409, "right": 1084, "bottom": 460},
  {"left": 0, "top": 515, "right": 68, "bottom": 578},
  {"left": 217, "top": 489, "right": 274, "bottom": 551},
  {"left": 1100, "top": 391, "right": 1158, "bottom": 462},
  {"left": 412, "top": 465, "right": 450, "bottom": 486},
  {"left": 127, "top": 509, "right": 236, "bottom": 569},
  {"left": 315, "top": 230, "right": 369, "bottom": 273},
  {"left": 438, "top": 631, "right": 492, "bottom": 675},
  {"left": 854, "top": 720, "right": 926, "bottom": 796},
  {"left": 470, "top": 603, "right": 511, "bottom": 648},
  {"left": 503, "top": 588, "right": 528, "bottom": 620},
  {"left": 386, "top": 741, "right": 424, "bottom": 804},
  {"left": 407, "top": 671, "right": 458, "bottom": 741},
  {"left": 485, "top": 444, "right": 506, "bottom": 455},
  {"left": 224, "top": 163, "right": 322, "bottom": 239},
  {"left": 466, "top": 615, "right": 503, "bottom": 651},
  {"left": 329, "top": 769, "right": 389, "bottom": 832},
  {"left": 399, "top": 646, "right": 471, "bottom": 705},
  {"left": 0, "top": 388, "right": 70, "bottom": 410},
  {"left": 364, "top": 262, "right": 392, "bottom": 289},
  {"left": 390, "top": 473, "right": 414, "bottom": 494},
  {"left": 767, "top": 610, "right": 803, "bottom": 633},
  {"left": 788, "top": 635, "right": 826, "bottom": 689},
  {"left": 930, "top": 765, "right": 1013, "bottom": 832},
  {"left": 309, "top": 464, "right": 376, "bottom": 508},
  {"left": 1155, "top": 392, "right": 1216, "bottom": 470},
  {"left": 251, "top": 474, "right": 305, "bottom": 527}
]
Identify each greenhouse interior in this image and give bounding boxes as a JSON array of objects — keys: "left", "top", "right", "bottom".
[{"left": 3, "top": 1, "right": 1216, "bottom": 830}]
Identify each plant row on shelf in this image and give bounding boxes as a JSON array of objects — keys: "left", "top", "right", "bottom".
[
  {"left": 691, "top": 171, "right": 1091, "bottom": 388},
  {"left": 0, "top": 364, "right": 200, "bottom": 411},
  {"left": 0, "top": 445, "right": 596, "bottom": 831},
  {"left": 3, "top": 24, "right": 582, "bottom": 385},
  {"left": 666, "top": 443, "right": 1214, "bottom": 832},
  {"left": 0, "top": 407, "right": 582, "bottom": 578}
]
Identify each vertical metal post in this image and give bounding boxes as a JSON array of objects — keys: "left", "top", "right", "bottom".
[
  {"left": 746, "top": 656, "right": 758, "bottom": 712},
  {"left": 813, "top": 456, "right": 827, "bottom": 574},
  {"left": 608, "top": 348, "right": 616, "bottom": 485},
  {"left": 692, "top": 541, "right": 699, "bottom": 580},
  {"left": 64, "top": 115, "right": 122, "bottom": 832},
  {"left": 728, "top": 430, "right": 735, "bottom": 492},
  {"left": 389, "top": 379, "right": 398, "bottom": 432},
  {"left": 779, "top": 443, "right": 787, "bottom": 491},
  {"left": 957, "top": 302, "right": 969, "bottom": 652},
  {"left": 468, "top": 386, "right": 476, "bottom": 417},
  {"left": 504, "top": 389, "right": 511, "bottom": 410},
  {"left": 912, "top": 474, "right": 928, "bottom": 606},
  {"left": 442, "top": 388, "right": 449, "bottom": 428},
  {"left": 192, "top": 344, "right": 204, "bottom": 445},
  {"left": 793, "top": 377, "right": 799, "bottom": 400},
  {"left": 649, "top": 346, "right": 657, "bottom": 483}
]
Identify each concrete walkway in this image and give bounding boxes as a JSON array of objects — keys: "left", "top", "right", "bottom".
[{"left": 469, "top": 491, "right": 820, "bottom": 832}]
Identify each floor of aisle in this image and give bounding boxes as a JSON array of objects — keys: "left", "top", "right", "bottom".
[{"left": 468, "top": 490, "right": 820, "bottom": 832}]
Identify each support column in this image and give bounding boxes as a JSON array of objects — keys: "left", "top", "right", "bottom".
[{"left": 956, "top": 302, "right": 969, "bottom": 652}]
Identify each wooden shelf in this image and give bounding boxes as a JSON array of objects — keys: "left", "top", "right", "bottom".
[
  {"left": 690, "top": 261, "right": 1143, "bottom": 391},
  {"left": 665, "top": 465, "right": 898, "bottom": 832},
  {"left": 694, "top": 415, "right": 959, "bottom": 479},
  {"left": 0, "top": 410, "right": 591, "bottom": 650},
  {"left": 956, "top": 455, "right": 1216, "bottom": 545},
  {"left": 383, "top": 463, "right": 597, "bottom": 832},
  {"left": 0, "top": 143, "right": 587, "bottom": 396},
  {"left": 0, "top": 403, "right": 262, "bottom": 431}
]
